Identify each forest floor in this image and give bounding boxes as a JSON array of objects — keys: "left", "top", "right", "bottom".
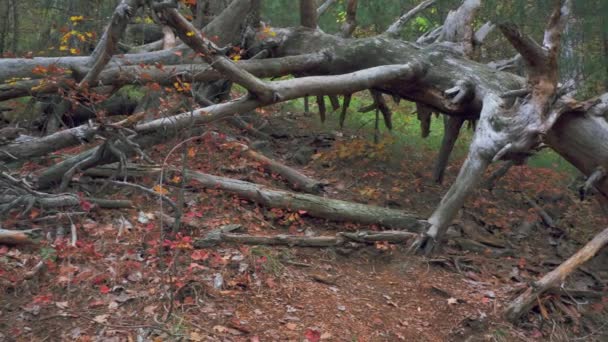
[{"left": 1, "top": 101, "right": 608, "bottom": 341}]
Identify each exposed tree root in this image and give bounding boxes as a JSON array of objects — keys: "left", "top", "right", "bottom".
[
  {"left": 433, "top": 116, "right": 465, "bottom": 184},
  {"left": 484, "top": 160, "right": 515, "bottom": 190}
]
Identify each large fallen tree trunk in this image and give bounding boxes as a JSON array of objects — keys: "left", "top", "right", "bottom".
[
  {"left": 194, "top": 229, "right": 417, "bottom": 248},
  {"left": 184, "top": 170, "right": 426, "bottom": 231},
  {"left": 504, "top": 227, "right": 608, "bottom": 323},
  {"left": 81, "top": 163, "right": 424, "bottom": 230}
]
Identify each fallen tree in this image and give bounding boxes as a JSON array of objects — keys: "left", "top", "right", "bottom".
[
  {"left": 2, "top": 0, "right": 605, "bottom": 247},
  {"left": 1, "top": 0, "right": 607, "bottom": 324}
]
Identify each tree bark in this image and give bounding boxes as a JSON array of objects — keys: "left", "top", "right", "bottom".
[
  {"left": 432, "top": 116, "right": 465, "bottom": 184},
  {"left": 300, "top": 0, "right": 318, "bottom": 29},
  {"left": 0, "top": 229, "right": 38, "bottom": 245}
]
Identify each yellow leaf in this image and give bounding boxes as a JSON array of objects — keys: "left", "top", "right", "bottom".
[
  {"left": 59, "top": 46, "right": 68, "bottom": 51},
  {"left": 171, "top": 175, "right": 182, "bottom": 183},
  {"left": 189, "top": 331, "right": 204, "bottom": 342},
  {"left": 153, "top": 184, "right": 169, "bottom": 195},
  {"left": 187, "top": 147, "right": 196, "bottom": 158},
  {"left": 186, "top": 31, "right": 195, "bottom": 37}
]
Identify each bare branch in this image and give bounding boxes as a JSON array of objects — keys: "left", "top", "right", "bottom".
[
  {"left": 543, "top": 0, "right": 572, "bottom": 52},
  {"left": 473, "top": 21, "right": 495, "bottom": 44},
  {"left": 505, "top": 227, "right": 608, "bottom": 322},
  {"left": 79, "top": 0, "right": 143, "bottom": 87},
  {"left": 340, "top": 0, "right": 358, "bottom": 38},
  {"left": 317, "top": 0, "right": 338, "bottom": 17},
  {"left": 498, "top": 22, "right": 547, "bottom": 68},
  {"left": 440, "top": 0, "right": 481, "bottom": 56},
  {"left": 579, "top": 166, "right": 607, "bottom": 200},
  {"left": 433, "top": 116, "right": 465, "bottom": 184},
  {"left": 385, "top": 0, "right": 436, "bottom": 38},
  {"left": 157, "top": 7, "right": 276, "bottom": 102}
]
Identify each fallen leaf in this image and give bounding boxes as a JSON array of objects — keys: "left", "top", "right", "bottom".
[
  {"left": 447, "top": 298, "right": 459, "bottom": 305},
  {"left": 93, "top": 314, "right": 109, "bottom": 324},
  {"left": 99, "top": 285, "right": 111, "bottom": 294},
  {"left": 189, "top": 331, "right": 204, "bottom": 341},
  {"left": 304, "top": 328, "right": 321, "bottom": 342},
  {"left": 55, "top": 301, "right": 69, "bottom": 309},
  {"left": 286, "top": 322, "right": 297, "bottom": 330}
]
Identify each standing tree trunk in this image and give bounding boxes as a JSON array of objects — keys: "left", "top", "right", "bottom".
[
  {"left": 300, "top": 0, "right": 318, "bottom": 29},
  {"left": 8, "top": 0, "right": 18, "bottom": 53}
]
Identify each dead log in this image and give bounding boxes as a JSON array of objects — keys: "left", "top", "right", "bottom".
[
  {"left": 194, "top": 230, "right": 417, "bottom": 248},
  {"left": 226, "top": 115, "right": 271, "bottom": 140},
  {"left": 35, "top": 63, "right": 422, "bottom": 188},
  {"left": 79, "top": 0, "right": 143, "bottom": 87},
  {"left": 0, "top": 228, "right": 39, "bottom": 245},
  {"left": 237, "top": 144, "right": 324, "bottom": 194},
  {"left": 505, "top": 227, "right": 608, "bottom": 323},
  {"left": 185, "top": 170, "right": 426, "bottom": 231}
]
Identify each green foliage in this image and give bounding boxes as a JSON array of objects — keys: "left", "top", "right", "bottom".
[
  {"left": 39, "top": 246, "right": 57, "bottom": 262},
  {"left": 285, "top": 93, "right": 578, "bottom": 175}
]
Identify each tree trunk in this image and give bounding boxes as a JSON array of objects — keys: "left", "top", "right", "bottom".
[
  {"left": 184, "top": 170, "right": 426, "bottom": 231},
  {"left": 300, "top": 0, "right": 318, "bottom": 29}
]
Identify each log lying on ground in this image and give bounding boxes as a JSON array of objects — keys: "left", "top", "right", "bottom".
[
  {"left": 0, "top": 229, "right": 39, "bottom": 245},
  {"left": 194, "top": 229, "right": 418, "bottom": 248},
  {"left": 0, "top": 194, "right": 133, "bottom": 210},
  {"left": 242, "top": 148, "right": 324, "bottom": 194},
  {"left": 81, "top": 164, "right": 424, "bottom": 231},
  {"left": 505, "top": 227, "right": 608, "bottom": 323},
  {"left": 221, "top": 135, "right": 324, "bottom": 194},
  {"left": 185, "top": 169, "right": 426, "bottom": 231}
]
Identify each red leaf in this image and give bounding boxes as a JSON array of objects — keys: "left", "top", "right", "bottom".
[
  {"left": 518, "top": 257, "right": 527, "bottom": 269},
  {"left": 191, "top": 250, "right": 209, "bottom": 261},
  {"left": 304, "top": 329, "right": 321, "bottom": 342},
  {"left": 32, "top": 294, "right": 53, "bottom": 304},
  {"left": 99, "top": 285, "right": 111, "bottom": 294},
  {"left": 80, "top": 199, "right": 92, "bottom": 211}
]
